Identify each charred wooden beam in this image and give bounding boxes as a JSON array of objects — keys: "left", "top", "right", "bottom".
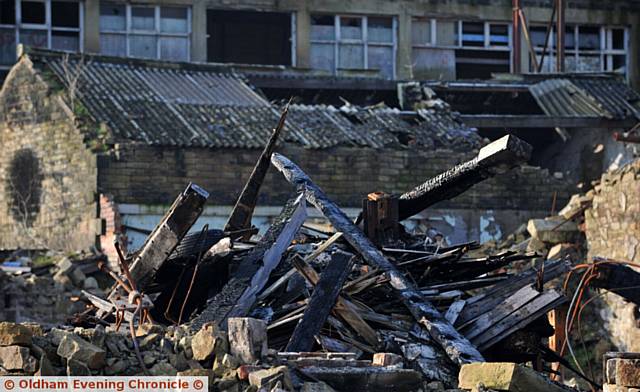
[
  {"left": 128, "top": 183, "right": 209, "bottom": 292},
  {"left": 224, "top": 104, "right": 289, "bottom": 236},
  {"left": 290, "top": 253, "right": 380, "bottom": 347},
  {"left": 191, "top": 195, "right": 306, "bottom": 331},
  {"left": 286, "top": 251, "right": 354, "bottom": 352},
  {"left": 271, "top": 152, "right": 484, "bottom": 365},
  {"left": 460, "top": 115, "right": 638, "bottom": 129},
  {"left": 398, "top": 135, "right": 532, "bottom": 220}
]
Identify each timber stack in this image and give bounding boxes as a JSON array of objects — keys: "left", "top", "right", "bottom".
[{"left": 0, "top": 109, "right": 583, "bottom": 392}]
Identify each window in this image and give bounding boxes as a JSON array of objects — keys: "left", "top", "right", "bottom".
[
  {"left": 530, "top": 24, "right": 628, "bottom": 76},
  {"left": 309, "top": 14, "right": 396, "bottom": 79},
  {"left": 0, "top": 0, "right": 81, "bottom": 66},
  {"left": 411, "top": 19, "right": 511, "bottom": 79},
  {"left": 99, "top": 3, "right": 190, "bottom": 61}
]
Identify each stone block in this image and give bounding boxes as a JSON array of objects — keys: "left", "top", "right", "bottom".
[
  {"left": 527, "top": 217, "right": 579, "bottom": 244},
  {"left": 57, "top": 335, "right": 105, "bottom": 370},
  {"left": 616, "top": 358, "right": 640, "bottom": 387},
  {"left": 458, "top": 362, "right": 568, "bottom": 392},
  {"left": 228, "top": 318, "right": 267, "bottom": 364},
  {"left": 0, "top": 346, "right": 36, "bottom": 372},
  {"left": 248, "top": 366, "right": 293, "bottom": 390},
  {"left": 191, "top": 324, "right": 227, "bottom": 361},
  {"left": 0, "top": 322, "right": 32, "bottom": 346}
]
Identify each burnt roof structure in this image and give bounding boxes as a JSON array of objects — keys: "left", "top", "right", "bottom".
[{"left": 25, "top": 47, "right": 482, "bottom": 151}]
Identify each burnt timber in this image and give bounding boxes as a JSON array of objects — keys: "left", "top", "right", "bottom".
[
  {"left": 271, "top": 152, "right": 485, "bottom": 365},
  {"left": 398, "top": 134, "right": 532, "bottom": 220}
]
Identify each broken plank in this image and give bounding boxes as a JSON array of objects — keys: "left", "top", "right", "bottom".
[
  {"left": 128, "top": 183, "right": 209, "bottom": 292},
  {"left": 445, "top": 300, "right": 465, "bottom": 325},
  {"left": 456, "top": 259, "right": 569, "bottom": 327},
  {"left": 228, "top": 194, "right": 307, "bottom": 320},
  {"left": 460, "top": 285, "right": 541, "bottom": 340},
  {"left": 224, "top": 104, "right": 289, "bottom": 235},
  {"left": 398, "top": 135, "right": 532, "bottom": 220},
  {"left": 292, "top": 255, "right": 380, "bottom": 347},
  {"left": 472, "top": 289, "right": 566, "bottom": 351},
  {"left": 272, "top": 152, "right": 484, "bottom": 365},
  {"left": 286, "top": 251, "right": 354, "bottom": 352},
  {"left": 257, "top": 232, "right": 343, "bottom": 302},
  {"left": 191, "top": 195, "right": 305, "bottom": 331}
]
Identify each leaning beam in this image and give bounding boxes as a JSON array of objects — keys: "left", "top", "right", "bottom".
[
  {"left": 398, "top": 134, "right": 532, "bottom": 220},
  {"left": 128, "top": 183, "right": 209, "bottom": 292},
  {"left": 271, "top": 153, "right": 484, "bottom": 365},
  {"left": 224, "top": 104, "right": 289, "bottom": 234}
]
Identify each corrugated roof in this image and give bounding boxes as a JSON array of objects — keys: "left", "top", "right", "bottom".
[
  {"left": 528, "top": 77, "right": 640, "bottom": 120},
  {"left": 23, "top": 48, "right": 481, "bottom": 151}
]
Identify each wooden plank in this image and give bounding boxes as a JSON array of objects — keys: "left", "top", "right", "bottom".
[
  {"left": 227, "top": 194, "right": 307, "bottom": 320},
  {"left": 472, "top": 289, "right": 567, "bottom": 351},
  {"left": 445, "top": 300, "right": 465, "bottom": 325},
  {"left": 224, "top": 104, "right": 289, "bottom": 235},
  {"left": 292, "top": 255, "right": 379, "bottom": 347},
  {"left": 272, "top": 152, "right": 484, "bottom": 365},
  {"left": 286, "top": 251, "right": 354, "bottom": 352},
  {"left": 397, "top": 135, "right": 532, "bottom": 220},
  {"left": 128, "top": 183, "right": 209, "bottom": 292},
  {"left": 461, "top": 285, "right": 541, "bottom": 340},
  {"left": 548, "top": 303, "right": 568, "bottom": 382},
  {"left": 191, "top": 196, "right": 305, "bottom": 331},
  {"left": 257, "top": 232, "right": 343, "bottom": 301},
  {"left": 456, "top": 259, "right": 569, "bottom": 327},
  {"left": 460, "top": 114, "right": 638, "bottom": 129}
]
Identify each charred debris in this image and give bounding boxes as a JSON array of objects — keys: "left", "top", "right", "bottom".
[{"left": 63, "top": 106, "right": 579, "bottom": 391}]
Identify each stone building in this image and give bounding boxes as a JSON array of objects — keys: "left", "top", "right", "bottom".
[
  {"left": 586, "top": 159, "right": 640, "bottom": 352},
  {"left": 0, "top": 0, "right": 637, "bottom": 86},
  {"left": 0, "top": 47, "right": 574, "bottom": 258}
]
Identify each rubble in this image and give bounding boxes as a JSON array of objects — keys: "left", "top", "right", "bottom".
[{"left": 0, "top": 122, "right": 595, "bottom": 391}]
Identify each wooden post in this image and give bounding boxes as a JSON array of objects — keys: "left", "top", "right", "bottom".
[
  {"left": 548, "top": 303, "right": 568, "bottom": 381},
  {"left": 363, "top": 192, "right": 399, "bottom": 247}
]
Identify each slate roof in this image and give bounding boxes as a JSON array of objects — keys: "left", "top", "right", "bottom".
[{"left": 23, "top": 48, "right": 481, "bottom": 151}]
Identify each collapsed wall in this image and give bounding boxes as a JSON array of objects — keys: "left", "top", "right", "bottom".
[{"left": 585, "top": 159, "right": 640, "bottom": 351}]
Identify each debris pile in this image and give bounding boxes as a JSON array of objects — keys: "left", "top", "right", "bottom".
[
  {"left": 0, "top": 253, "right": 106, "bottom": 325},
  {"left": 2, "top": 110, "right": 583, "bottom": 391}
]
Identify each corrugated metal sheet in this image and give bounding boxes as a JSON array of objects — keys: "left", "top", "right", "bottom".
[
  {"left": 29, "top": 50, "right": 481, "bottom": 150},
  {"left": 570, "top": 78, "right": 640, "bottom": 120},
  {"left": 529, "top": 78, "right": 608, "bottom": 118},
  {"left": 529, "top": 77, "right": 640, "bottom": 121}
]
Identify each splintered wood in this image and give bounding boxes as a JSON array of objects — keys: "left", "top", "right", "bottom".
[{"left": 81, "top": 131, "right": 571, "bottom": 387}]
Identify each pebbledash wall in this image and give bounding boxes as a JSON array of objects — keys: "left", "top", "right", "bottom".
[
  {"left": 98, "top": 143, "right": 573, "bottom": 251},
  {"left": 585, "top": 159, "right": 640, "bottom": 352},
  {"left": 0, "top": 57, "right": 99, "bottom": 252}
]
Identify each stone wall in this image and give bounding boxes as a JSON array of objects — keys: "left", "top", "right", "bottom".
[
  {"left": 585, "top": 159, "right": 640, "bottom": 351},
  {"left": 0, "top": 57, "right": 98, "bottom": 252},
  {"left": 98, "top": 143, "right": 572, "bottom": 214}
]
